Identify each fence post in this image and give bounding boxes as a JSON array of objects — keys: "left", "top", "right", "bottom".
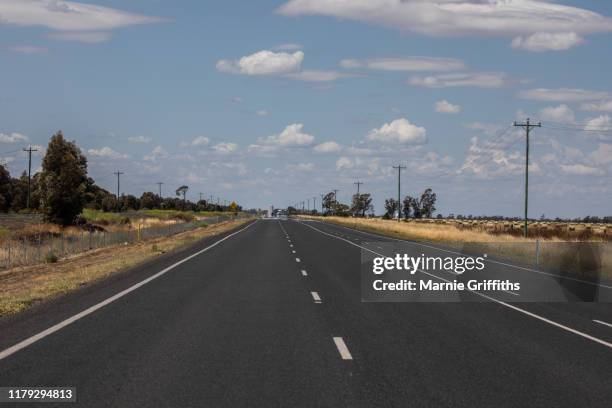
[
  {"left": 535, "top": 239, "right": 540, "bottom": 268},
  {"left": 7, "top": 241, "right": 10, "bottom": 268}
]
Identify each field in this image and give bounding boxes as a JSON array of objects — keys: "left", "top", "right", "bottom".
[{"left": 303, "top": 216, "right": 611, "bottom": 281}]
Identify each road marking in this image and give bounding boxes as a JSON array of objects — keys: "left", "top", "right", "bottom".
[
  {"left": 594, "top": 320, "right": 612, "bottom": 329},
  {"left": 292, "top": 250, "right": 296, "bottom": 253},
  {"left": 333, "top": 337, "right": 353, "bottom": 360},
  {"left": 299, "top": 220, "right": 612, "bottom": 351},
  {"left": 311, "top": 291, "right": 322, "bottom": 303},
  {"left": 290, "top": 244, "right": 293, "bottom": 247},
  {"left": 296, "top": 258, "right": 301, "bottom": 262},
  {"left": 0, "top": 220, "right": 258, "bottom": 362},
  {"left": 301, "top": 270, "right": 308, "bottom": 276}
]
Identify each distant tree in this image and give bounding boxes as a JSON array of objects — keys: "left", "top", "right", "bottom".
[
  {"left": 38, "top": 132, "right": 88, "bottom": 225},
  {"left": 83, "top": 177, "right": 114, "bottom": 211},
  {"left": 120, "top": 194, "right": 139, "bottom": 211},
  {"left": 101, "top": 195, "right": 117, "bottom": 212},
  {"left": 0, "top": 163, "right": 12, "bottom": 212},
  {"left": 322, "top": 192, "right": 335, "bottom": 215},
  {"left": 351, "top": 193, "right": 373, "bottom": 217},
  {"left": 402, "top": 196, "right": 413, "bottom": 219},
  {"left": 140, "top": 191, "right": 161, "bottom": 209},
  {"left": 333, "top": 203, "right": 350, "bottom": 217},
  {"left": 287, "top": 206, "right": 297, "bottom": 215},
  {"left": 175, "top": 185, "right": 189, "bottom": 210},
  {"left": 384, "top": 198, "right": 398, "bottom": 219},
  {"left": 405, "top": 188, "right": 437, "bottom": 219}
]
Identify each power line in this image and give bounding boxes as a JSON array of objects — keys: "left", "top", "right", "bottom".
[
  {"left": 113, "top": 171, "right": 124, "bottom": 212},
  {"left": 354, "top": 181, "right": 363, "bottom": 195},
  {"left": 514, "top": 118, "right": 541, "bottom": 237}
]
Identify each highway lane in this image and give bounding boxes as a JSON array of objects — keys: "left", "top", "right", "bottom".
[{"left": 0, "top": 218, "right": 611, "bottom": 407}]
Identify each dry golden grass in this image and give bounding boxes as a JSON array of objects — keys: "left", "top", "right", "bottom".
[{"left": 0, "top": 218, "right": 251, "bottom": 316}]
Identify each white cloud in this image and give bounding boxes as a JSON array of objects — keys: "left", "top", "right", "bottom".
[
  {"left": 263, "top": 123, "right": 315, "bottom": 147},
  {"left": 367, "top": 118, "right": 427, "bottom": 145},
  {"left": 560, "top": 164, "right": 605, "bottom": 176},
  {"left": 336, "top": 156, "right": 353, "bottom": 170},
  {"left": 518, "top": 88, "right": 609, "bottom": 102},
  {"left": 47, "top": 31, "right": 112, "bottom": 43},
  {"left": 216, "top": 50, "right": 304, "bottom": 76},
  {"left": 0, "top": 132, "right": 28, "bottom": 143},
  {"left": 539, "top": 104, "right": 575, "bottom": 124},
  {"left": 87, "top": 146, "right": 128, "bottom": 159},
  {"left": 212, "top": 142, "right": 238, "bottom": 154},
  {"left": 191, "top": 136, "right": 211, "bottom": 146},
  {"left": 284, "top": 70, "right": 349, "bottom": 82},
  {"left": 8, "top": 45, "right": 47, "bottom": 54},
  {"left": 314, "top": 141, "right": 341, "bottom": 153},
  {"left": 0, "top": 0, "right": 162, "bottom": 31},
  {"left": 580, "top": 101, "right": 612, "bottom": 113},
  {"left": 127, "top": 135, "right": 151, "bottom": 144},
  {"left": 511, "top": 32, "right": 583, "bottom": 52},
  {"left": 275, "top": 43, "right": 303, "bottom": 51},
  {"left": 340, "top": 56, "right": 465, "bottom": 72},
  {"left": 590, "top": 144, "right": 612, "bottom": 166},
  {"left": 143, "top": 145, "right": 168, "bottom": 161},
  {"left": 287, "top": 162, "right": 315, "bottom": 171},
  {"left": 584, "top": 115, "right": 612, "bottom": 141},
  {"left": 256, "top": 110, "right": 270, "bottom": 117},
  {"left": 278, "top": 0, "right": 612, "bottom": 51},
  {"left": 409, "top": 72, "right": 509, "bottom": 88},
  {"left": 435, "top": 100, "right": 461, "bottom": 114}
]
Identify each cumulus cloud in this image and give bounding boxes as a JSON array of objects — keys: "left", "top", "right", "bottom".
[
  {"left": 409, "top": 72, "right": 509, "bottom": 88},
  {"left": 216, "top": 50, "right": 304, "bottom": 76},
  {"left": 560, "top": 164, "right": 605, "bottom": 176},
  {"left": 518, "top": 88, "right": 609, "bottom": 102},
  {"left": 128, "top": 135, "right": 151, "bottom": 144},
  {"left": 313, "top": 141, "right": 341, "bottom": 153},
  {"left": 8, "top": 45, "right": 48, "bottom": 54},
  {"left": 212, "top": 142, "right": 238, "bottom": 154},
  {"left": 0, "top": 132, "right": 28, "bottom": 143},
  {"left": 87, "top": 146, "right": 128, "bottom": 159},
  {"left": 435, "top": 100, "right": 461, "bottom": 114},
  {"left": 580, "top": 101, "right": 612, "bottom": 112},
  {"left": 0, "top": 0, "right": 162, "bottom": 43},
  {"left": 340, "top": 56, "right": 466, "bottom": 72},
  {"left": 256, "top": 110, "right": 270, "bottom": 117},
  {"left": 584, "top": 115, "right": 612, "bottom": 141},
  {"left": 539, "top": 104, "right": 575, "bottom": 124},
  {"left": 278, "top": 0, "right": 612, "bottom": 51},
  {"left": 263, "top": 123, "right": 315, "bottom": 147},
  {"left": 367, "top": 118, "right": 427, "bottom": 145},
  {"left": 287, "top": 162, "right": 315, "bottom": 171},
  {"left": 511, "top": 32, "right": 583, "bottom": 52},
  {"left": 143, "top": 146, "right": 168, "bottom": 161},
  {"left": 284, "top": 70, "right": 349, "bottom": 82}
]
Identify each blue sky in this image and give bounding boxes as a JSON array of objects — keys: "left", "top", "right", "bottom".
[{"left": 1, "top": 0, "right": 611, "bottom": 217}]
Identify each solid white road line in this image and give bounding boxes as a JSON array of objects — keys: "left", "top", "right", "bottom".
[
  {"left": 311, "top": 291, "right": 322, "bottom": 303},
  {"left": 0, "top": 220, "right": 258, "bottom": 362},
  {"left": 301, "top": 270, "right": 308, "bottom": 276},
  {"left": 298, "top": 221, "right": 612, "bottom": 350},
  {"left": 594, "top": 320, "right": 612, "bottom": 329},
  {"left": 296, "top": 258, "right": 301, "bottom": 262},
  {"left": 333, "top": 337, "right": 353, "bottom": 360}
]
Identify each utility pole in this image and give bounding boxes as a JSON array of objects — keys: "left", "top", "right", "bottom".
[
  {"left": 320, "top": 194, "right": 324, "bottom": 214},
  {"left": 313, "top": 197, "right": 317, "bottom": 214},
  {"left": 392, "top": 165, "right": 406, "bottom": 222},
  {"left": 514, "top": 118, "right": 541, "bottom": 237},
  {"left": 156, "top": 182, "right": 164, "bottom": 198},
  {"left": 23, "top": 146, "right": 38, "bottom": 209},
  {"left": 332, "top": 189, "right": 339, "bottom": 216},
  {"left": 354, "top": 181, "right": 363, "bottom": 195},
  {"left": 114, "top": 171, "right": 124, "bottom": 212},
  {"left": 307, "top": 198, "right": 310, "bottom": 212}
]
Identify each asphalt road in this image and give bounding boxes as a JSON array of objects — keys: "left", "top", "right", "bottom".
[{"left": 1, "top": 218, "right": 611, "bottom": 407}]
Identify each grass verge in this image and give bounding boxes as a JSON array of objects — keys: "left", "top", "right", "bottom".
[{"left": 0, "top": 218, "right": 251, "bottom": 316}]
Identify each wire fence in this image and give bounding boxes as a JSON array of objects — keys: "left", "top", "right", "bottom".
[{"left": 0, "top": 214, "right": 242, "bottom": 270}]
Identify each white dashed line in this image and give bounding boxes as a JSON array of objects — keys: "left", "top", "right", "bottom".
[
  {"left": 333, "top": 337, "right": 353, "bottom": 360},
  {"left": 301, "top": 270, "right": 308, "bottom": 276},
  {"left": 295, "top": 258, "right": 301, "bottom": 262},
  {"left": 292, "top": 250, "right": 296, "bottom": 253},
  {"left": 311, "top": 291, "right": 322, "bottom": 303},
  {"left": 594, "top": 320, "right": 612, "bottom": 329}
]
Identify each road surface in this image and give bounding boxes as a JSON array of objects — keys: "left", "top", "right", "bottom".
[{"left": 1, "top": 219, "right": 611, "bottom": 407}]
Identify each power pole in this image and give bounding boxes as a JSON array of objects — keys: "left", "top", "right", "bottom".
[
  {"left": 354, "top": 181, "right": 363, "bottom": 195},
  {"left": 514, "top": 118, "right": 541, "bottom": 237},
  {"left": 23, "top": 146, "right": 38, "bottom": 209},
  {"left": 307, "top": 198, "right": 310, "bottom": 212},
  {"left": 313, "top": 197, "right": 317, "bottom": 214},
  {"left": 114, "top": 171, "right": 124, "bottom": 212},
  {"left": 320, "top": 194, "right": 324, "bottom": 214},
  {"left": 332, "top": 189, "right": 339, "bottom": 216},
  {"left": 392, "top": 165, "right": 406, "bottom": 222},
  {"left": 156, "top": 182, "right": 164, "bottom": 198}
]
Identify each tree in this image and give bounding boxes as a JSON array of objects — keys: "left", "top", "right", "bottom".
[
  {"left": 228, "top": 201, "right": 238, "bottom": 213},
  {"left": 402, "top": 196, "right": 413, "bottom": 219},
  {"left": 404, "top": 189, "right": 437, "bottom": 219},
  {"left": 140, "top": 191, "right": 161, "bottom": 209},
  {"left": 0, "top": 163, "right": 12, "bottom": 212},
  {"left": 38, "top": 132, "right": 88, "bottom": 225},
  {"left": 175, "top": 185, "right": 189, "bottom": 210},
  {"left": 351, "top": 193, "right": 373, "bottom": 217},
  {"left": 384, "top": 198, "right": 398, "bottom": 219},
  {"left": 322, "top": 192, "right": 335, "bottom": 215}
]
